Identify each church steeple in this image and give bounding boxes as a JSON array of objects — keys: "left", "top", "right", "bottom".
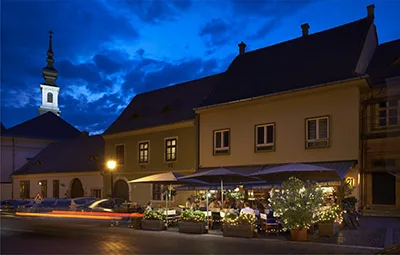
[
  {"left": 41, "top": 30, "right": 59, "bottom": 86},
  {"left": 39, "top": 30, "right": 61, "bottom": 117}
]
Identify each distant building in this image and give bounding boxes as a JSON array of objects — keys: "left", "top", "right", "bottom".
[
  {"left": 1, "top": 31, "right": 81, "bottom": 200},
  {"left": 362, "top": 39, "right": 400, "bottom": 215},
  {"left": 38, "top": 30, "right": 61, "bottom": 117},
  {"left": 11, "top": 134, "right": 104, "bottom": 199}
]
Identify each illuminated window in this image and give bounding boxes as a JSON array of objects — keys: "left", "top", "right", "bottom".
[
  {"left": 346, "top": 177, "right": 355, "bottom": 187},
  {"left": 214, "top": 129, "right": 230, "bottom": 155},
  {"left": 19, "top": 181, "right": 30, "bottom": 199},
  {"left": 138, "top": 141, "right": 149, "bottom": 163},
  {"left": 165, "top": 138, "right": 177, "bottom": 161}
]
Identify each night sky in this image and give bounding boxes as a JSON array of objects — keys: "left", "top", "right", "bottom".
[{"left": 1, "top": 0, "right": 399, "bottom": 134}]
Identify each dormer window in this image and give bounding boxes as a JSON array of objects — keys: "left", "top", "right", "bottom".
[{"left": 47, "top": 92, "right": 53, "bottom": 103}]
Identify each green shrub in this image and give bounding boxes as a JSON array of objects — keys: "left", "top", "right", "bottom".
[
  {"left": 143, "top": 209, "right": 166, "bottom": 221},
  {"left": 269, "top": 177, "right": 324, "bottom": 230},
  {"left": 180, "top": 210, "right": 206, "bottom": 223}
]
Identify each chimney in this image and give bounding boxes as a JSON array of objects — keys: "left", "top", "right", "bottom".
[
  {"left": 238, "top": 41, "right": 246, "bottom": 55},
  {"left": 301, "top": 23, "right": 310, "bottom": 37},
  {"left": 81, "top": 131, "right": 89, "bottom": 137},
  {"left": 367, "top": 4, "right": 375, "bottom": 19}
]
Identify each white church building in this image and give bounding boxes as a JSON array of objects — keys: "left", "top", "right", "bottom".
[{"left": 1, "top": 31, "right": 104, "bottom": 200}]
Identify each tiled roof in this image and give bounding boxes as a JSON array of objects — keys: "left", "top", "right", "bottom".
[
  {"left": 3, "top": 112, "right": 81, "bottom": 140},
  {"left": 104, "top": 74, "right": 222, "bottom": 135},
  {"left": 367, "top": 39, "right": 400, "bottom": 85},
  {"left": 200, "top": 18, "right": 373, "bottom": 108},
  {"left": 12, "top": 135, "right": 104, "bottom": 175}
]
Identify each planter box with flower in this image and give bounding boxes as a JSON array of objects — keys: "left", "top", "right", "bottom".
[
  {"left": 270, "top": 177, "right": 324, "bottom": 242},
  {"left": 222, "top": 213, "right": 256, "bottom": 238},
  {"left": 141, "top": 210, "right": 166, "bottom": 231},
  {"left": 317, "top": 204, "right": 343, "bottom": 237},
  {"left": 178, "top": 210, "right": 207, "bottom": 234}
]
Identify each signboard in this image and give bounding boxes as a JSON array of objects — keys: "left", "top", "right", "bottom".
[{"left": 34, "top": 192, "right": 43, "bottom": 204}]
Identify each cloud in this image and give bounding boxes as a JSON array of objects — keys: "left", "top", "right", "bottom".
[
  {"left": 199, "top": 18, "right": 233, "bottom": 48},
  {"left": 123, "top": 57, "right": 219, "bottom": 94},
  {"left": 230, "top": 0, "right": 314, "bottom": 40},
  {"left": 118, "top": 0, "right": 192, "bottom": 24}
]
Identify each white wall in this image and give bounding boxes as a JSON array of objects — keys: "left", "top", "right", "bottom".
[{"left": 12, "top": 172, "right": 103, "bottom": 199}]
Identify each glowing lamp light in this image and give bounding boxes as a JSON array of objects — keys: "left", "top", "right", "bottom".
[
  {"left": 38, "top": 181, "right": 42, "bottom": 186},
  {"left": 234, "top": 187, "right": 239, "bottom": 192},
  {"left": 107, "top": 160, "right": 117, "bottom": 170}
]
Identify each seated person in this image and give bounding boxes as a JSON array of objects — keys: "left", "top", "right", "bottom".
[
  {"left": 145, "top": 201, "right": 152, "bottom": 211},
  {"left": 240, "top": 202, "right": 255, "bottom": 215},
  {"left": 209, "top": 199, "right": 222, "bottom": 209},
  {"left": 198, "top": 200, "right": 207, "bottom": 211},
  {"left": 185, "top": 198, "right": 193, "bottom": 210}
]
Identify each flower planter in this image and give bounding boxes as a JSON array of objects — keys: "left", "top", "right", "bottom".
[
  {"left": 318, "top": 222, "right": 339, "bottom": 237},
  {"left": 141, "top": 219, "right": 166, "bottom": 231},
  {"left": 130, "top": 217, "right": 142, "bottom": 229},
  {"left": 223, "top": 224, "right": 254, "bottom": 238},
  {"left": 179, "top": 221, "right": 207, "bottom": 234},
  {"left": 290, "top": 228, "right": 307, "bottom": 241}
]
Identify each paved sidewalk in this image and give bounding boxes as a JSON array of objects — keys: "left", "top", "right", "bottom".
[
  {"left": 1, "top": 218, "right": 381, "bottom": 254},
  {"left": 312, "top": 216, "right": 400, "bottom": 248}
]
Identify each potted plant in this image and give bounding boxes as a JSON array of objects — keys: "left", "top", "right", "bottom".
[
  {"left": 270, "top": 177, "right": 324, "bottom": 241},
  {"left": 141, "top": 210, "right": 166, "bottom": 231},
  {"left": 222, "top": 213, "right": 256, "bottom": 238},
  {"left": 317, "top": 204, "right": 343, "bottom": 236},
  {"left": 178, "top": 210, "right": 207, "bottom": 234}
]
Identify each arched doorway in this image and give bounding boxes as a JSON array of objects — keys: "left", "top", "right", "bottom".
[
  {"left": 114, "top": 180, "right": 129, "bottom": 201},
  {"left": 70, "top": 178, "right": 84, "bottom": 198}
]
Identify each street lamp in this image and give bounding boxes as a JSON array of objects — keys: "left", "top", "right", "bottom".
[{"left": 107, "top": 160, "right": 117, "bottom": 198}]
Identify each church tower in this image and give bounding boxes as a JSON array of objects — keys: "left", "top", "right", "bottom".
[{"left": 38, "top": 30, "right": 61, "bottom": 116}]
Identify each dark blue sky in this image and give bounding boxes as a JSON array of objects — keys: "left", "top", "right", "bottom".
[{"left": 1, "top": 0, "right": 399, "bottom": 134}]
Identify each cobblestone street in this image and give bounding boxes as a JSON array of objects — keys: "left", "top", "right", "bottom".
[{"left": 0, "top": 218, "right": 381, "bottom": 254}]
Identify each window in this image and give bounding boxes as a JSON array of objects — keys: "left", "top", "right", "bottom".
[
  {"left": 47, "top": 92, "right": 53, "bottom": 103},
  {"left": 40, "top": 180, "right": 47, "bottom": 198},
  {"left": 152, "top": 184, "right": 172, "bottom": 201},
  {"left": 213, "top": 129, "right": 230, "bottom": 155},
  {"left": 255, "top": 124, "right": 275, "bottom": 152},
  {"left": 139, "top": 141, "right": 149, "bottom": 164},
  {"left": 165, "top": 138, "right": 177, "bottom": 161},
  {"left": 372, "top": 159, "right": 396, "bottom": 168},
  {"left": 306, "top": 116, "right": 329, "bottom": 148},
  {"left": 91, "top": 189, "right": 102, "bottom": 198},
  {"left": 53, "top": 180, "right": 59, "bottom": 198},
  {"left": 116, "top": 144, "right": 125, "bottom": 165},
  {"left": 375, "top": 100, "right": 400, "bottom": 127},
  {"left": 20, "top": 181, "right": 30, "bottom": 199}
]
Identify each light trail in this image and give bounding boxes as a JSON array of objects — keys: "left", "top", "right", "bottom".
[
  {"left": 15, "top": 212, "right": 123, "bottom": 220},
  {"left": 49, "top": 211, "right": 144, "bottom": 218}
]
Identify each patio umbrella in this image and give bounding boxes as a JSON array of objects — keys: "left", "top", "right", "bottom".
[
  {"left": 129, "top": 171, "right": 209, "bottom": 228},
  {"left": 248, "top": 163, "right": 341, "bottom": 182}
]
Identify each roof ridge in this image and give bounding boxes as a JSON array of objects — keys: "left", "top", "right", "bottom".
[
  {"left": 135, "top": 72, "right": 223, "bottom": 96},
  {"left": 239, "top": 17, "right": 371, "bottom": 58}
]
